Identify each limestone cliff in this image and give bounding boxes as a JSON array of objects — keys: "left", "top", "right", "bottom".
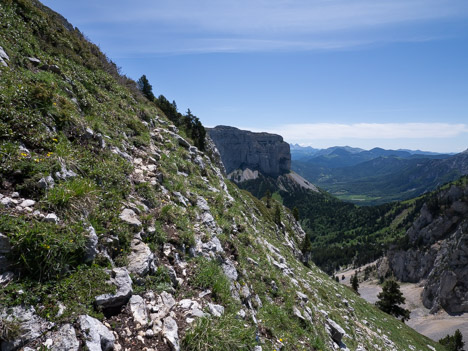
[
  {"left": 378, "top": 179, "right": 468, "bottom": 314},
  {"left": 207, "top": 126, "right": 291, "bottom": 176}
]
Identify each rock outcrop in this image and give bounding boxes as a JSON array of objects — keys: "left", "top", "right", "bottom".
[
  {"left": 378, "top": 183, "right": 468, "bottom": 313},
  {"left": 207, "top": 126, "right": 291, "bottom": 176}
]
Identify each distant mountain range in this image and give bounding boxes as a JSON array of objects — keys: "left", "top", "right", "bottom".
[{"left": 291, "top": 145, "right": 468, "bottom": 205}]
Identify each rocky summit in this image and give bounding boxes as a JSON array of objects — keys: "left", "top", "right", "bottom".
[
  {"left": 0, "top": 1, "right": 446, "bottom": 351},
  {"left": 207, "top": 126, "right": 291, "bottom": 176}
]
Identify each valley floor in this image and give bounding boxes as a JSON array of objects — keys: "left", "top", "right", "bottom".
[{"left": 338, "top": 265, "right": 468, "bottom": 344}]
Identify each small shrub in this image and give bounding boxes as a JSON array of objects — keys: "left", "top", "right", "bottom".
[{"left": 0, "top": 318, "right": 22, "bottom": 342}]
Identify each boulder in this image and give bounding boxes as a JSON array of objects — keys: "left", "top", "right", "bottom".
[
  {"left": 207, "top": 303, "right": 224, "bottom": 317},
  {"left": 19, "top": 199, "right": 35, "bottom": 208},
  {"left": 44, "top": 213, "right": 60, "bottom": 224},
  {"left": 129, "top": 295, "right": 149, "bottom": 326},
  {"left": 38, "top": 175, "right": 55, "bottom": 189},
  {"left": 126, "top": 239, "right": 155, "bottom": 276},
  {"left": 222, "top": 259, "right": 238, "bottom": 281},
  {"left": 95, "top": 268, "right": 132, "bottom": 311},
  {"left": 48, "top": 324, "right": 79, "bottom": 351},
  {"left": 162, "top": 316, "right": 180, "bottom": 351},
  {"left": 0, "top": 306, "right": 54, "bottom": 351},
  {"left": 27, "top": 57, "right": 41, "bottom": 66},
  {"left": 119, "top": 209, "right": 141, "bottom": 227},
  {"left": 326, "top": 318, "right": 346, "bottom": 345},
  {"left": 78, "top": 315, "right": 115, "bottom": 351},
  {"left": 84, "top": 225, "right": 99, "bottom": 263}
]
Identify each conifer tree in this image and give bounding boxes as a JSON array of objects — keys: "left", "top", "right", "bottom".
[
  {"left": 376, "top": 279, "right": 410, "bottom": 322},
  {"left": 137, "top": 75, "right": 155, "bottom": 101},
  {"left": 265, "top": 189, "right": 272, "bottom": 208},
  {"left": 351, "top": 273, "right": 359, "bottom": 293},
  {"left": 293, "top": 206, "right": 299, "bottom": 221},
  {"left": 439, "top": 329, "right": 464, "bottom": 351},
  {"left": 274, "top": 204, "right": 281, "bottom": 226}
]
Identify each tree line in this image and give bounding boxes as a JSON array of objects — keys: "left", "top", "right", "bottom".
[{"left": 137, "top": 75, "right": 206, "bottom": 151}]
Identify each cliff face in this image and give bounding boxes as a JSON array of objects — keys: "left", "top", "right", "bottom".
[
  {"left": 207, "top": 126, "right": 291, "bottom": 176},
  {"left": 378, "top": 180, "right": 468, "bottom": 314}
]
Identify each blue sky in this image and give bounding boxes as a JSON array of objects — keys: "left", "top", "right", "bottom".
[{"left": 42, "top": 0, "right": 468, "bottom": 152}]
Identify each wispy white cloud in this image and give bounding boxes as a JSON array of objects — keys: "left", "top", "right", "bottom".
[
  {"left": 46, "top": 0, "right": 468, "bottom": 54},
  {"left": 255, "top": 122, "right": 468, "bottom": 141}
]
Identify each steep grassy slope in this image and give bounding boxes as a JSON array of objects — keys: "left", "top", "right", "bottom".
[{"left": 0, "top": 1, "right": 445, "bottom": 350}]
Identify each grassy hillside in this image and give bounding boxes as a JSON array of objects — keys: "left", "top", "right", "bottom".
[{"left": 0, "top": 1, "right": 445, "bottom": 350}]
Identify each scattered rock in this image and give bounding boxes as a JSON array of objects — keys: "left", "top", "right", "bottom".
[
  {"left": 0, "top": 306, "right": 54, "bottom": 351},
  {"left": 48, "top": 324, "right": 79, "bottom": 351},
  {"left": 326, "top": 318, "right": 346, "bottom": 345},
  {"left": 84, "top": 225, "right": 99, "bottom": 263},
  {"left": 196, "top": 196, "right": 210, "bottom": 212},
  {"left": 78, "top": 315, "right": 115, "bottom": 351},
  {"left": 19, "top": 199, "right": 35, "bottom": 208},
  {"left": 39, "top": 64, "right": 62, "bottom": 75},
  {"left": 55, "top": 164, "right": 77, "bottom": 180},
  {"left": 0, "top": 271, "right": 14, "bottom": 285},
  {"left": 129, "top": 295, "right": 149, "bottom": 326},
  {"left": 176, "top": 135, "right": 190, "bottom": 149},
  {"left": 207, "top": 303, "right": 224, "bottom": 317},
  {"left": 160, "top": 291, "right": 176, "bottom": 310},
  {"left": 27, "top": 57, "right": 41, "bottom": 66},
  {"left": 119, "top": 209, "right": 142, "bottom": 227},
  {"left": 296, "top": 291, "right": 308, "bottom": 303},
  {"left": 222, "top": 259, "right": 238, "bottom": 281},
  {"left": 0, "top": 46, "right": 9, "bottom": 67},
  {"left": 44, "top": 213, "right": 60, "bottom": 224},
  {"left": 162, "top": 316, "right": 180, "bottom": 351},
  {"left": 38, "top": 175, "right": 55, "bottom": 189},
  {"left": 0, "top": 197, "right": 14, "bottom": 207},
  {"left": 126, "top": 239, "right": 155, "bottom": 276}
]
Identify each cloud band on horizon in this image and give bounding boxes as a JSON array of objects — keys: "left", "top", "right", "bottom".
[{"left": 249, "top": 122, "right": 468, "bottom": 144}]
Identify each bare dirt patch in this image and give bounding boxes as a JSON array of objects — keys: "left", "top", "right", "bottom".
[{"left": 338, "top": 265, "right": 468, "bottom": 343}]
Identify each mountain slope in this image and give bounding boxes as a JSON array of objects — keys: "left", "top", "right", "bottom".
[{"left": 0, "top": 1, "right": 444, "bottom": 351}]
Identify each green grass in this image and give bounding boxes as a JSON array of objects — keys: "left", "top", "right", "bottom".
[
  {"left": 0, "top": 215, "right": 87, "bottom": 281},
  {"left": 181, "top": 314, "right": 256, "bottom": 351},
  {"left": 192, "top": 258, "right": 233, "bottom": 308}
]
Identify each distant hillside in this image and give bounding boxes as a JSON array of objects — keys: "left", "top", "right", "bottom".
[{"left": 292, "top": 148, "right": 466, "bottom": 205}]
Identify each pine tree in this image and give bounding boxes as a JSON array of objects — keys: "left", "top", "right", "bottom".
[
  {"left": 274, "top": 204, "right": 281, "bottom": 226},
  {"left": 265, "top": 189, "right": 272, "bottom": 208},
  {"left": 351, "top": 273, "right": 359, "bottom": 293},
  {"left": 292, "top": 206, "right": 299, "bottom": 221},
  {"left": 439, "top": 329, "right": 464, "bottom": 351},
  {"left": 137, "top": 75, "right": 155, "bottom": 101},
  {"left": 376, "top": 279, "right": 410, "bottom": 322}
]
